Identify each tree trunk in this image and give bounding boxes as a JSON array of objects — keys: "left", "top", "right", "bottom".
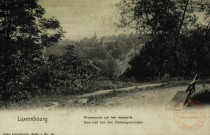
[{"left": 172, "top": 0, "right": 190, "bottom": 75}]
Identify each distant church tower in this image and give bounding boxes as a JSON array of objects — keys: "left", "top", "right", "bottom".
[{"left": 94, "top": 31, "right": 97, "bottom": 40}]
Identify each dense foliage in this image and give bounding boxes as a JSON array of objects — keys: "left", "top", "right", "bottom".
[
  {"left": 0, "top": 0, "right": 63, "bottom": 103},
  {"left": 120, "top": 0, "right": 210, "bottom": 81},
  {"left": 45, "top": 45, "right": 104, "bottom": 95},
  {"left": 0, "top": 0, "right": 142, "bottom": 104}
]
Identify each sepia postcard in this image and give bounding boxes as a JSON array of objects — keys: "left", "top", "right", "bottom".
[{"left": 0, "top": 0, "right": 210, "bottom": 135}]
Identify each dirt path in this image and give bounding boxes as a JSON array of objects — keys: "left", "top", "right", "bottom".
[
  {"left": 77, "top": 83, "right": 163, "bottom": 99},
  {"left": 96, "top": 84, "right": 210, "bottom": 108},
  {"left": 0, "top": 84, "right": 209, "bottom": 135},
  {"left": 45, "top": 83, "right": 208, "bottom": 108},
  {"left": 56, "top": 83, "right": 164, "bottom": 107}
]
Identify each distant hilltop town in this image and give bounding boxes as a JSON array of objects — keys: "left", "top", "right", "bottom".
[{"left": 42, "top": 33, "right": 147, "bottom": 73}]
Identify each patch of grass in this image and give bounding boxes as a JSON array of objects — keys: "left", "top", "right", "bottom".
[
  {"left": 88, "top": 91, "right": 119, "bottom": 106},
  {"left": 0, "top": 95, "right": 75, "bottom": 110}
]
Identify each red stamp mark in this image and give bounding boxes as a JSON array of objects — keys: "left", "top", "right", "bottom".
[{"left": 174, "top": 99, "right": 206, "bottom": 131}]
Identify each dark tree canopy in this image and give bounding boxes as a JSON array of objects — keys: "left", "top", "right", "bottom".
[
  {"left": 0, "top": 0, "right": 64, "bottom": 102},
  {"left": 119, "top": 0, "right": 210, "bottom": 80}
]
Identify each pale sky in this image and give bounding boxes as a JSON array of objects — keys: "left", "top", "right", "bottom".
[{"left": 39, "top": 0, "right": 134, "bottom": 40}]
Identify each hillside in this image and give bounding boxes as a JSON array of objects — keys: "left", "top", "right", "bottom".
[{"left": 43, "top": 34, "right": 145, "bottom": 74}]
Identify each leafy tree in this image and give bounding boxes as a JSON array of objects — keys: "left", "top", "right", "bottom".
[
  {"left": 47, "top": 45, "right": 102, "bottom": 95},
  {"left": 119, "top": 0, "right": 210, "bottom": 80},
  {"left": 0, "top": 0, "right": 63, "bottom": 102}
]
